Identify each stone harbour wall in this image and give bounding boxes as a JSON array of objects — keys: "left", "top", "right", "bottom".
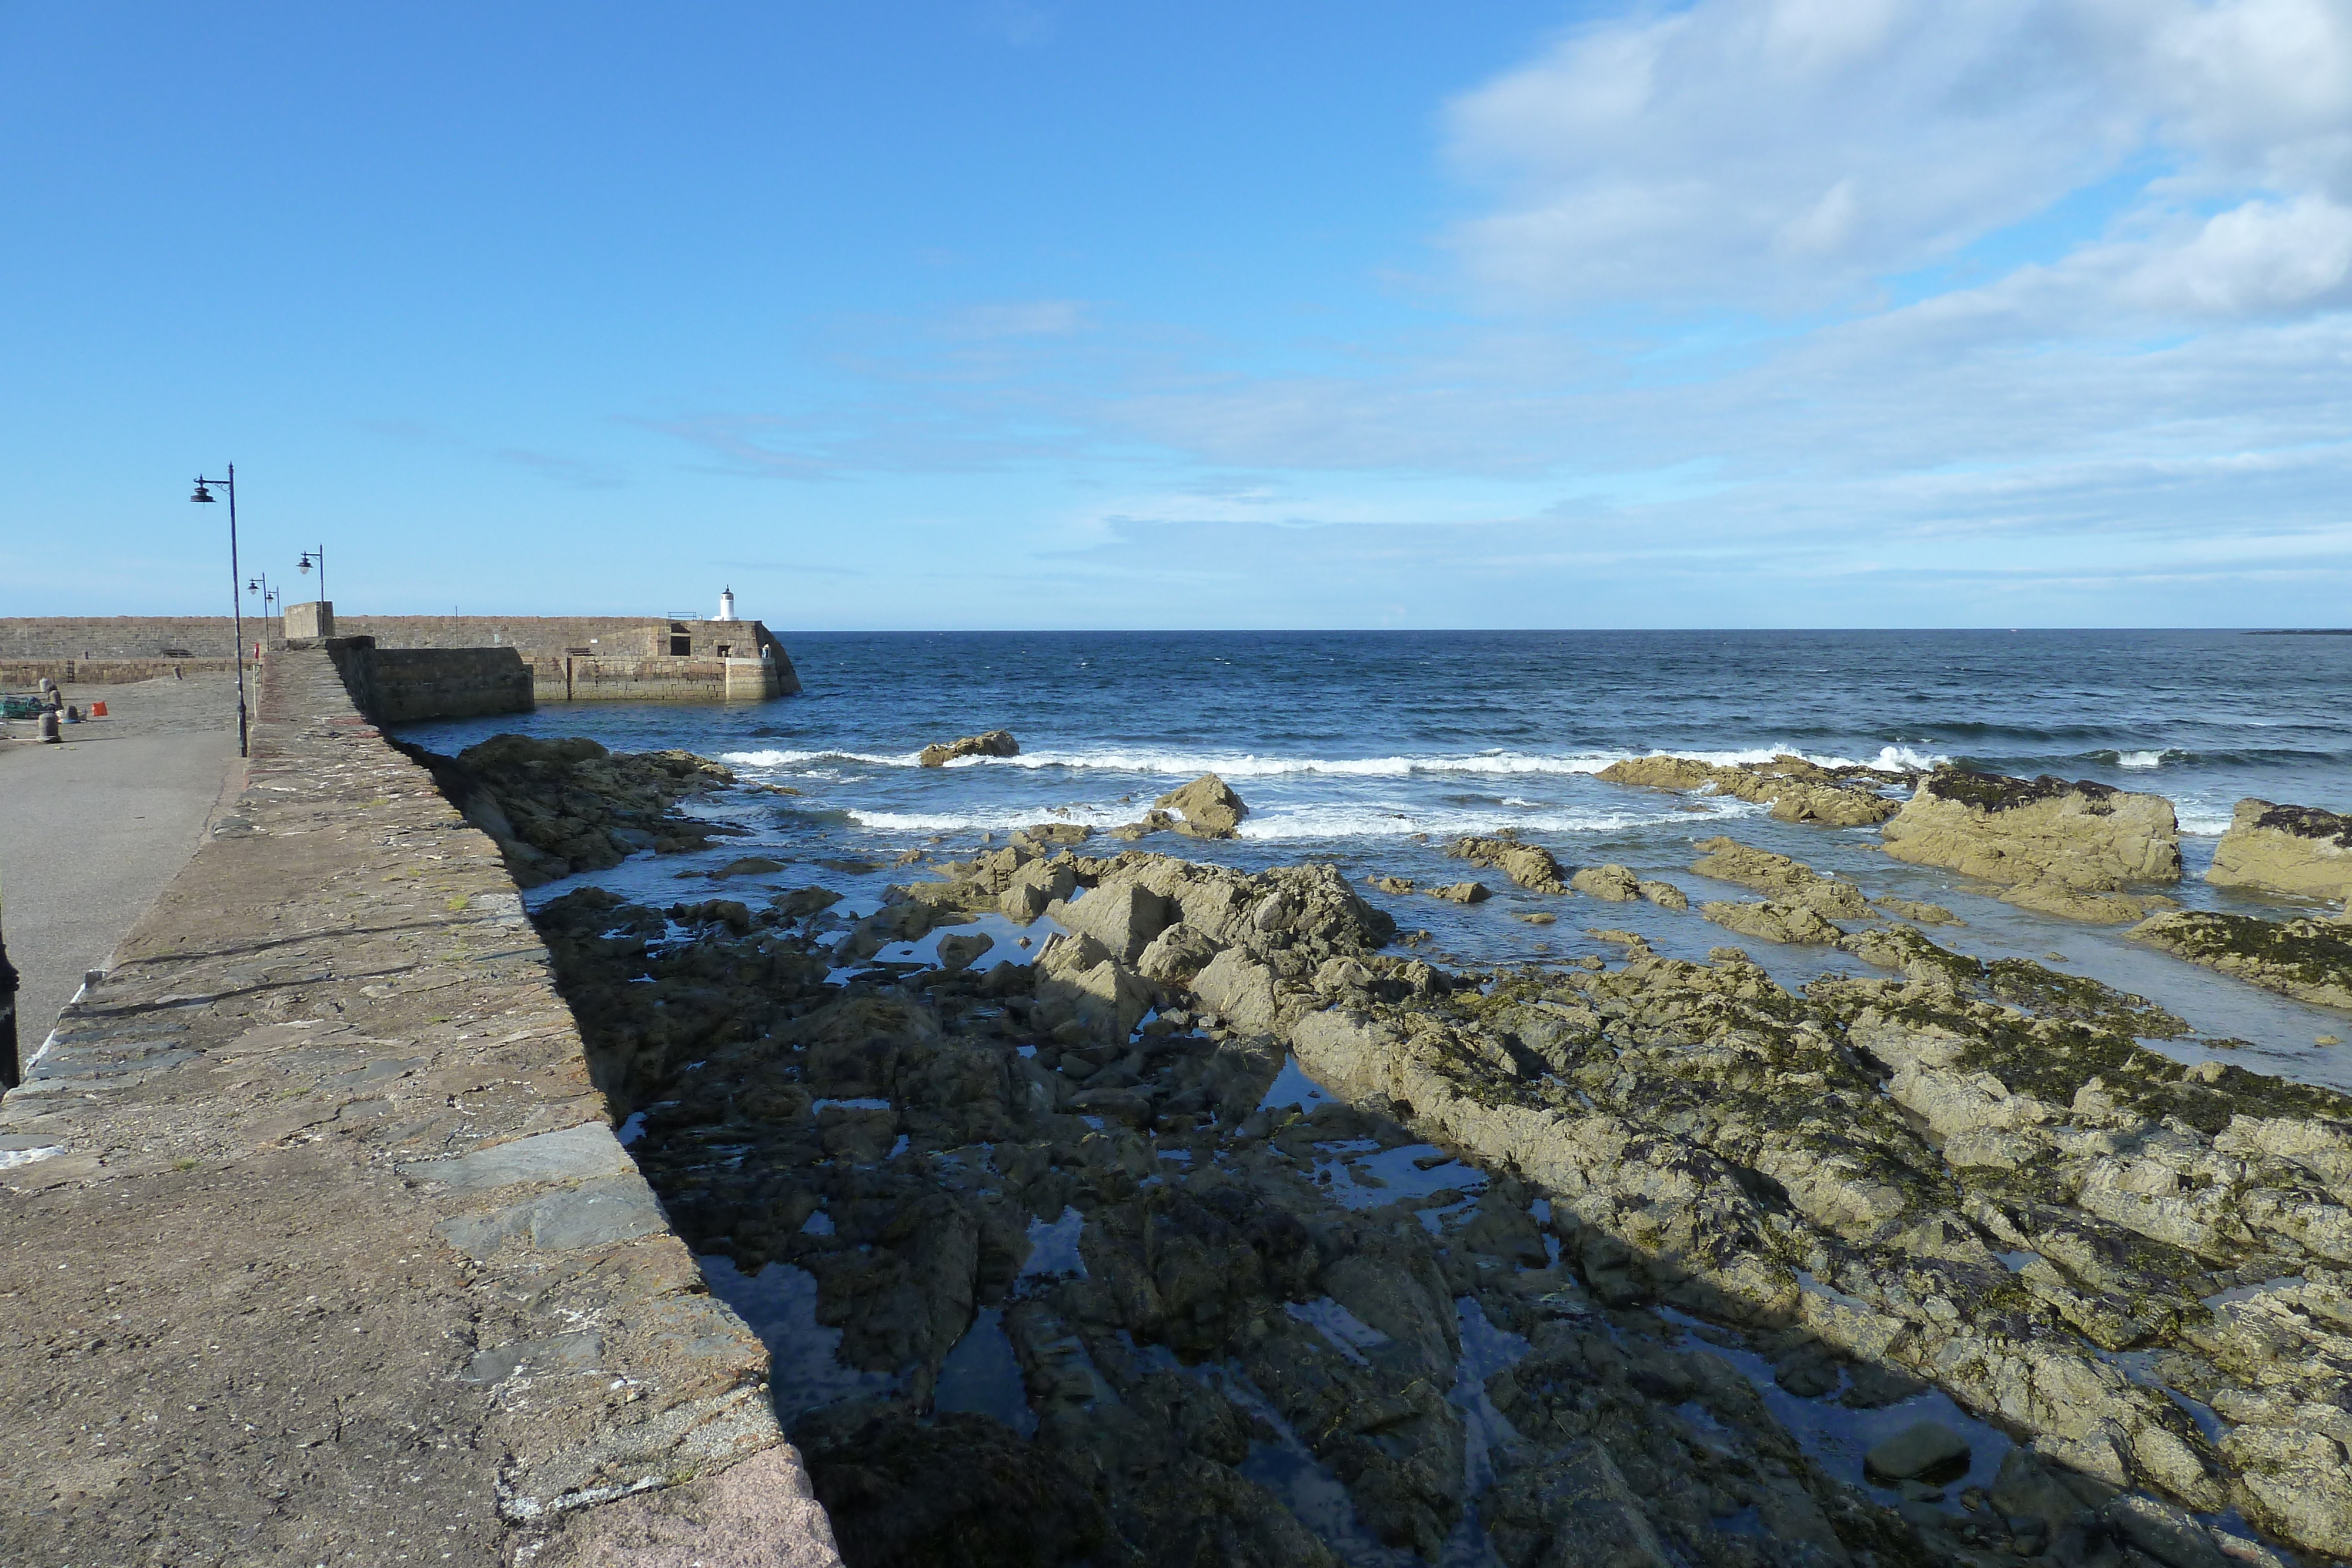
[
  {"left": 326, "top": 640, "right": 538, "bottom": 724},
  {"left": 1, "top": 616, "right": 803, "bottom": 703},
  {"left": 542, "top": 653, "right": 790, "bottom": 704},
  {"left": 0, "top": 616, "right": 283, "bottom": 661},
  {"left": 0, "top": 656, "right": 243, "bottom": 686},
  {"left": 0, "top": 647, "right": 840, "bottom": 1567}
]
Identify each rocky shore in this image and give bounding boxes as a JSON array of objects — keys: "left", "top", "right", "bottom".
[{"left": 436, "top": 734, "right": 2352, "bottom": 1568}]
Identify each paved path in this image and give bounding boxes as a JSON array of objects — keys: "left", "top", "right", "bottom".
[{"left": 0, "top": 673, "right": 244, "bottom": 1063}]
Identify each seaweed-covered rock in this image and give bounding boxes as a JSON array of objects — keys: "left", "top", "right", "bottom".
[
  {"left": 409, "top": 733, "right": 740, "bottom": 888},
  {"left": 1881, "top": 769, "right": 2181, "bottom": 904},
  {"left": 2129, "top": 910, "right": 2352, "bottom": 1011},
  {"left": 1689, "top": 837, "right": 1874, "bottom": 921},
  {"left": 513, "top": 783, "right": 2352, "bottom": 1565},
  {"left": 2207, "top": 798, "right": 2352, "bottom": 907}
]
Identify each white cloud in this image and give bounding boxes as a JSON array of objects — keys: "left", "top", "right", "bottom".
[{"left": 1444, "top": 0, "right": 2352, "bottom": 317}]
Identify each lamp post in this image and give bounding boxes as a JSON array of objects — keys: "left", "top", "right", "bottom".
[
  {"left": 246, "top": 573, "right": 279, "bottom": 643},
  {"left": 296, "top": 544, "right": 326, "bottom": 609},
  {"left": 190, "top": 467, "right": 248, "bottom": 758}
]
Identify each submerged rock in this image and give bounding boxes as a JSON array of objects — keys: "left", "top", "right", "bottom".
[
  {"left": 917, "top": 728, "right": 1020, "bottom": 767},
  {"left": 1863, "top": 1421, "right": 1971, "bottom": 1482},
  {"left": 2207, "top": 798, "right": 2352, "bottom": 907}
]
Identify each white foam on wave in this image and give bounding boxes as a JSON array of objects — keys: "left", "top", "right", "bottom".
[
  {"left": 728, "top": 740, "right": 1952, "bottom": 780},
  {"left": 841, "top": 796, "right": 1759, "bottom": 840},
  {"left": 2117, "top": 750, "right": 2168, "bottom": 770},
  {"left": 2178, "top": 806, "right": 2237, "bottom": 836},
  {"left": 1233, "top": 801, "right": 1752, "bottom": 840},
  {"left": 973, "top": 748, "right": 1628, "bottom": 778},
  {"left": 722, "top": 747, "right": 917, "bottom": 769}
]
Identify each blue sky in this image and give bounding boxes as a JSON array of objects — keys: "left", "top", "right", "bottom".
[{"left": 4, "top": 0, "right": 2349, "bottom": 628}]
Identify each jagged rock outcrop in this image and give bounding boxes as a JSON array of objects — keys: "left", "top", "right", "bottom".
[
  {"left": 2129, "top": 910, "right": 2352, "bottom": 1011},
  {"left": 1447, "top": 835, "right": 1568, "bottom": 894},
  {"left": 1881, "top": 770, "right": 2182, "bottom": 923},
  {"left": 2208, "top": 798, "right": 2352, "bottom": 907},
  {"left": 514, "top": 746, "right": 2352, "bottom": 1566},
  {"left": 1146, "top": 773, "right": 1248, "bottom": 840},
  {"left": 1275, "top": 944, "right": 2352, "bottom": 1555},
  {"left": 917, "top": 728, "right": 1020, "bottom": 767},
  {"left": 404, "top": 734, "right": 739, "bottom": 888},
  {"left": 1596, "top": 753, "right": 1904, "bottom": 827},
  {"left": 1689, "top": 837, "right": 1875, "bottom": 921},
  {"left": 1570, "top": 863, "right": 1638, "bottom": 901}
]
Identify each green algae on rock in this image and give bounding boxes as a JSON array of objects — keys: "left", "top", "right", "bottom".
[
  {"left": 1879, "top": 768, "right": 2183, "bottom": 924},
  {"left": 2207, "top": 797, "right": 2352, "bottom": 907},
  {"left": 2129, "top": 909, "right": 2352, "bottom": 1012}
]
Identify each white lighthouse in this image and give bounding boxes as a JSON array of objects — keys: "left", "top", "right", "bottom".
[{"left": 716, "top": 586, "right": 738, "bottom": 622}]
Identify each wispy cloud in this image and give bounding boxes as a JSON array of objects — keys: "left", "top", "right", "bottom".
[
  {"left": 492, "top": 447, "right": 626, "bottom": 489},
  {"left": 634, "top": 2, "right": 2352, "bottom": 624}
]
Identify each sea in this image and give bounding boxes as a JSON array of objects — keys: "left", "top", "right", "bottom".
[{"left": 399, "top": 628, "right": 2352, "bottom": 1091}]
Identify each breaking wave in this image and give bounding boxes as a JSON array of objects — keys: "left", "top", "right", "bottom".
[
  {"left": 841, "top": 796, "right": 1761, "bottom": 841},
  {"left": 727, "top": 741, "right": 1952, "bottom": 780}
]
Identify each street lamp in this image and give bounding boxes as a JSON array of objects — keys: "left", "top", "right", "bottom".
[
  {"left": 246, "top": 573, "right": 279, "bottom": 636},
  {"left": 190, "top": 467, "right": 249, "bottom": 758},
  {"left": 296, "top": 545, "right": 326, "bottom": 608}
]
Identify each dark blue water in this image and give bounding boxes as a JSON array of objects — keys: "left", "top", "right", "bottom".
[{"left": 402, "top": 630, "right": 2352, "bottom": 1080}]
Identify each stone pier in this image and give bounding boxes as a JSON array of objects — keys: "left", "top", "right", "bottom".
[{"left": 0, "top": 648, "right": 839, "bottom": 1566}]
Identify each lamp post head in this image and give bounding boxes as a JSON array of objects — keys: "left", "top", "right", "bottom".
[
  {"left": 191, "top": 480, "right": 216, "bottom": 503},
  {"left": 298, "top": 553, "right": 313, "bottom": 575}
]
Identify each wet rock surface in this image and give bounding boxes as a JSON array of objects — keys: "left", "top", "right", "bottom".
[
  {"left": 521, "top": 770, "right": 2352, "bottom": 1567},
  {"left": 1449, "top": 835, "right": 1571, "bottom": 894},
  {"left": 2130, "top": 911, "right": 2352, "bottom": 1012},
  {"left": 405, "top": 731, "right": 742, "bottom": 888},
  {"left": 1149, "top": 772, "right": 1250, "bottom": 840},
  {"left": 1595, "top": 753, "right": 1909, "bottom": 827},
  {"left": 919, "top": 729, "right": 1022, "bottom": 768},
  {"left": 2208, "top": 800, "right": 2352, "bottom": 908},
  {"left": 1882, "top": 771, "right": 2183, "bottom": 923}
]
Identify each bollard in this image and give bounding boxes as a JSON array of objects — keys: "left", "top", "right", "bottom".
[
  {"left": 39, "top": 709, "right": 61, "bottom": 743},
  {"left": 64, "top": 706, "right": 81, "bottom": 724}
]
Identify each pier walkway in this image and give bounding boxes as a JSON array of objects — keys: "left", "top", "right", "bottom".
[{"left": 0, "top": 649, "right": 837, "bottom": 1566}]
